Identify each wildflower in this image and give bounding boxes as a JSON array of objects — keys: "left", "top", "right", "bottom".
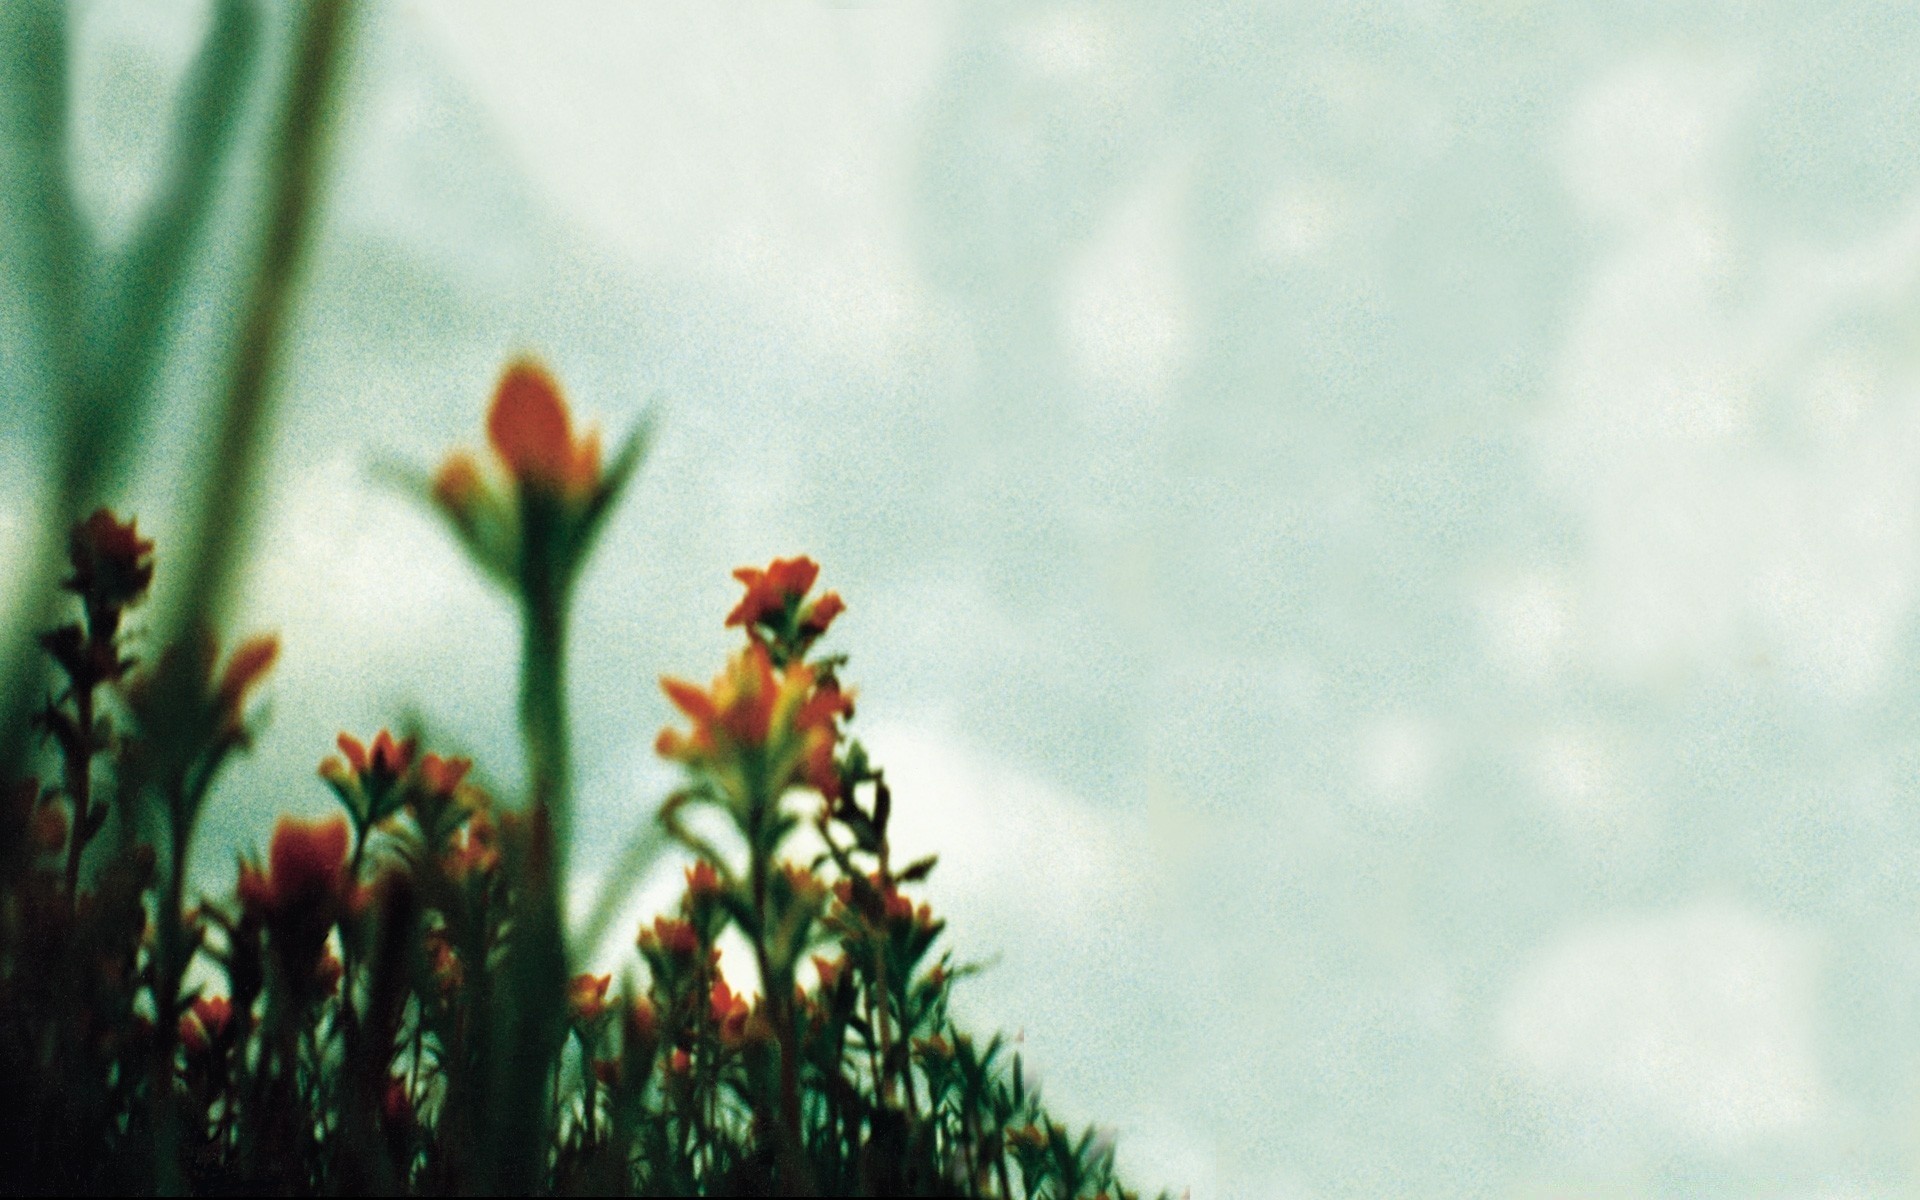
[
  {"left": 812, "top": 954, "right": 846, "bottom": 992},
  {"left": 239, "top": 816, "right": 350, "bottom": 920},
  {"left": 726, "top": 557, "right": 819, "bottom": 629},
  {"left": 655, "top": 642, "right": 852, "bottom": 800},
  {"left": 64, "top": 509, "right": 154, "bottom": 614},
  {"left": 709, "top": 977, "right": 750, "bottom": 1044},
  {"left": 779, "top": 861, "right": 828, "bottom": 906},
  {"left": 638, "top": 915, "right": 699, "bottom": 960},
  {"left": 685, "top": 859, "right": 722, "bottom": 900},
  {"left": 429, "top": 357, "right": 646, "bottom": 597},
  {"left": 726, "top": 556, "right": 846, "bottom": 660},
  {"left": 179, "top": 995, "right": 234, "bottom": 1057},
  {"left": 320, "top": 728, "right": 410, "bottom": 797},
  {"left": 443, "top": 808, "right": 500, "bottom": 882},
  {"left": 487, "top": 359, "right": 601, "bottom": 498},
  {"left": 626, "top": 996, "right": 659, "bottom": 1047},
  {"left": 669, "top": 1047, "right": 692, "bottom": 1075},
  {"left": 1006, "top": 1124, "right": 1049, "bottom": 1150},
  {"left": 239, "top": 816, "right": 355, "bottom": 979},
  {"left": 214, "top": 636, "right": 279, "bottom": 738},
  {"left": 314, "top": 951, "right": 344, "bottom": 998},
  {"left": 417, "top": 752, "right": 470, "bottom": 800},
  {"left": 568, "top": 972, "right": 612, "bottom": 1024},
  {"left": 432, "top": 451, "right": 483, "bottom": 514}
]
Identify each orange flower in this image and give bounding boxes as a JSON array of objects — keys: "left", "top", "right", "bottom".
[
  {"left": 638, "top": 915, "right": 699, "bottom": 959},
  {"left": 486, "top": 358, "right": 601, "bottom": 498},
  {"left": 726, "top": 556, "right": 819, "bottom": 628},
  {"left": 709, "top": 977, "right": 750, "bottom": 1043},
  {"left": 812, "top": 954, "right": 846, "bottom": 992},
  {"left": 569, "top": 972, "right": 612, "bottom": 1024},
  {"left": 656, "top": 642, "right": 852, "bottom": 799},
  {"left": 432, "top": 451, "right": 483, "bottom": 515},
  {"left": 684, "top": 859, "right": 722, "bottom": 900},
  {"left": 321, "top": 729, "right": 416, "bottom": 789},
  {"left": 798, "top": 590, "right": 844, "bottom": 636},
  {"left": 215, "top": 636, "right": 278, "bottom": 733},
  {"left": 424, "top": 928, "right": 463, "bottom": 992},
  {"left": 315, "top": 951, "right": 344, "bottom": 997},
  {"left": 442, "top": 810, "right": 500, "bottom": 882},
  {"left": 626, "top": 996, "right": 659, "bottom": 1046},
  {"left": 239, "top": 816, "right": 356, "bottom": 983},
  {"left": 417, "top": 752, "right": 471, "bottom": 800},
  {"left": 669, "top": 1047, "right": 692, "bottom": 1075},
  {"left": 725, "top": 556, "right": 846, "bottom": 646},
  {"left": 238, "top": 815, "right": 350, "bottom": 920},
  {"left": 382, "top": 1077, "right": 414, "bottom": 1128}
]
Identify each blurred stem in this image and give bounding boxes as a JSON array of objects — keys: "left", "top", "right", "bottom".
[
  {"left": 519, "top": 574, "right": 572, "bottom": 872},
  {"left": 745, "top": 800, "right": 807, "bottom": 1187},
  {"left": 165, "top": 0, "right": 356, "bottom": 642},
  {"left": 0, "top": 0, "right": 256, "bottom": 784},
  {"left": 487, "top": 522, "right": 572, "bottom": 1191},
  {"left": 0, "top": 1, "right": 85, "bottom": 781}
]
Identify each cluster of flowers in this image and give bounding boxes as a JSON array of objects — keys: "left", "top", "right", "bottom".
[{"left": 0, "top": 363, "right": 1150, "bottom": 1196}]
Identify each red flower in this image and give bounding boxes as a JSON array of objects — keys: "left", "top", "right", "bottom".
[
  {"left": 417, "top": 752, "right": 471, "bottom": 800},
  {"left": 443, "top": 810, "right": 500, "bottom": 882},
  {"left": 179, "top": 995, "right": 234, "bottom": 1057},
  {"left": 709, "top": 977, "right": 750, "bottom": 1043},
  {"left": 486, "top": 358, "right": 601, "bottom": 498},
  {"left": 322, "top": 729, "right": 415, "bottom": 788},
  {"left": 212, "top": 635, "right": 278, "bottom": 743},
  {"left": 798, "top": 590, "right": 844, "bottom": 636},
  {"left": 638, "top": 915, "right": 699, "bottom": 959},
  {"left": 432, "top": 451, "right": 483, "bottom": 515},
  {"left": 239, "top": 816, "right": 355, "bottom": 982},
  {"left": 424, "top": 928, "right": 463, "bottom": 993},
  {"left": 684, "top": 859, "right": 721, "bottom": 900},
  {"left": 669, "top": 1048, "right": 692, "bottom": 1075},
  {"left": 568, "top": 972, "right": 612, "bottom": 1024},
  {"left": 725, "top": 556, "right": 846, "bottom": 644},
  {"left": 626, "top": 996, "right": 659, "bottom": 1046},
  {"left": 812, "top": 954, "right": 846, "bottom": 992},
  {"left": 239, "top": 816, "right": 349, "bottom": 918},
  {"left": 656, "top": 643, "right": 852, "bottom": 798},
  {"left": 382, "top": 1077, "right": 414, "bottom": 1128},
  {"left": 65, "top": 509, "right": 154, "bottom": 609},
  {"left": 726, "top": 557, "right": 819, "bottom": 628},
  {"left": 216, "top": 635, "right": 278, "bottom": 719}
]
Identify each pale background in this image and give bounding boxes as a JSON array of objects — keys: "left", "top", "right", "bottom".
[{"left": 12, "top": 1, "right": 1920, "bottom": 1195}]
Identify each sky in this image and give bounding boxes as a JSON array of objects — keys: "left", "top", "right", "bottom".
[{"left": 14, "top": 1, "right": 1920, "bottom": 1195}]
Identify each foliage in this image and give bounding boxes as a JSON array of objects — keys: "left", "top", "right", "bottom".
[
  {"left": 0, "top": 4, "right": 1158, "bottom": 1194},
  {"left": 0, "top": 365, "right": 1154, "bottom": 1197}
]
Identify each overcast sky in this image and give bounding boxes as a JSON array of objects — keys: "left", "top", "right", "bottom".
[{"left": 15, "top": 1, "right": 1920, "bottom": 1195}]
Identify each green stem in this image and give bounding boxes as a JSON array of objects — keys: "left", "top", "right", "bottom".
[
  {"left": 164, "top": 0, "right": 355, "bottom": 642},
  {"left": 485, "top": 556, "right": 572, "bottom": 1191}
]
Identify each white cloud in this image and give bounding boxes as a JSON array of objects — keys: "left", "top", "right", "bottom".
[
  {"left": 1536, "top": 52, "right": 1920, "bottom": 700},
  {"left": 1060, "top": 158, "right": 1193, "bottom": 404},
  {"left": 1498, "top": 899, "right": 1829, "bottom": 1148}
]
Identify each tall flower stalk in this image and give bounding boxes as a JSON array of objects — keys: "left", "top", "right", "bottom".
[{"left": 430, "top": 359, "right": 649, "bottom": 1189}]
